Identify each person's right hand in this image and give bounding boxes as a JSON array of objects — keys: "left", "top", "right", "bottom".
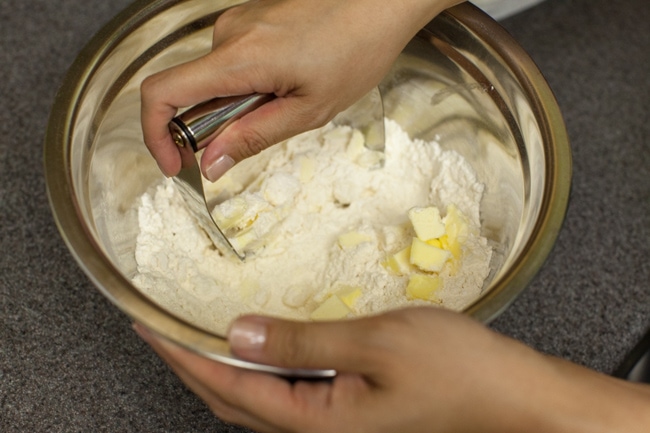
[
  {"left": 137, "top": 307, "right": 523, "bottom": 433},
  {"left": 140, "top": 0, "right": 461, "bottom": 181}
]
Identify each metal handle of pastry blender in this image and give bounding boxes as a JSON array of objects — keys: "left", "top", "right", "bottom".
[
  {"left": 170, "top": 93, "right": 274, "bottom": 151},
  {"left": 169, "top": 94, "right": 274, "bottom": 261}
]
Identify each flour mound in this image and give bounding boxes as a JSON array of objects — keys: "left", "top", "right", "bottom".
[{"left": 133, "top": 119, "right": 492, "bottom": 334}]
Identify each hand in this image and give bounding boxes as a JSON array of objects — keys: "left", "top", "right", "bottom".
[
  {"left": 129, "top": 308, "right": 586, "bottom": 433},
  {"left": 136, "top": 308, "right": 509, "bottom": 432},
  {"left": 135, "top": 307, "right": 650, "bottom": 433},
  {"left": 140, "top": 0, "right": 460, "bottom": 181}
]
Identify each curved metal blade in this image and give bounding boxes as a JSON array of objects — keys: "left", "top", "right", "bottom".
[{"left": 173, "top": 165, "right": 245, "bottom": 261}]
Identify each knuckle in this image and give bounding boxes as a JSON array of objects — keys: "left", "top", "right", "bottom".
[
  {"left": 212, "top": 11, "right": 236, "bottom": 41},
  {"left": 215, "top": 5, "right": 243, "bottom": 28},
  {"left": 236, "top": 128, "right": 272, "bottom": 159},
  {"left": 355, "top": 313, "right": 412, "bottom": 364},
  {"left": 305, "top": 110, "right": 332, "bottom": 130},
  {"left": 139, "top": 73, "right": 168, "bottom": 110},
  {"left": 269, "top": 322, "right": 314, "bottom": 367},
  {"left": 139, "top": 73, "right": 160, "bottom": 98},
  {"left": 294, "top": 102, "right": 335, "bottom": 128}
]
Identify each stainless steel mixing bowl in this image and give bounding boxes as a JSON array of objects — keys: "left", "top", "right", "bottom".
[{"left": 44, "top": 0, "right": 571, "bottom": 376}]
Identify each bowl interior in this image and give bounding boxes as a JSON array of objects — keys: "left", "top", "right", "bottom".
[{"left": 45, "top": 0, "right": 570, "bottom": 372}]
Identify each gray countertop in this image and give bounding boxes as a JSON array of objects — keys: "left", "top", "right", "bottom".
[{"left": 1, "top": 0, "right": 648, "bottom": 431}]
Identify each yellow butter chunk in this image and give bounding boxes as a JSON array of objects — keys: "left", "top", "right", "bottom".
[
  {"left": 238, "top": 277, "right": 260, "bottom": 300},
  {"left": 443, "top": 204, "right": 470, "bottom": 259},
  {"left": 381, "top": 245, "right": 413, "bottom": 275},
  {"left": 410, "top": 238, "right": 451, "bottom": 273},
  {"left": 409, "top": 206, "right": 445, "bottom": 241},
  {"left": 310, "top": 295, "right": 353, "bottom": 321},
  {"left": 406, "top": 273, "right": 442, "bottom": 301},
  {"left": 357, "top": 149, "right": 385, "bottom": 169},
  {"left": 338, "top": 231, "right": 372, "bottom": 248},
  {"left": 212, "top": 196, "right": 248, "bottom": 230},
  {"left": 230, "top": 227, "right": 257, "bottom": 250},
  {"left": 299, "top": 156, "right": 316, "bottom": 183},
  {"left": 345, "top": 129, "right": 366, "bottom": 159},
  {"left": 426, "top": 238, "right": 443, "bottom": 248},
  {"left": 336, "top": 287, "right": 363, "bottom": 308}
]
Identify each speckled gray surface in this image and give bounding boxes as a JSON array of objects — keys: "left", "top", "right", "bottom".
[{"left": 1, "top": 0, "right": 648, "bottom": 431}]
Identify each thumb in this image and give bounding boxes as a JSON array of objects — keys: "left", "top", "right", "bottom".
[
  {"left": 227, "top": 315, "right": 378, "bottom": 373},
  {"left": 199, "top": 95, "right": 334, "bottom": 182}
]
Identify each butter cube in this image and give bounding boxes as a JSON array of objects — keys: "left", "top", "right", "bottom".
[
  {"left": 336, "top": 287, "right": 363, "bottom": 308},
  {"left": 310, "top": 295, "right": 352, "bottom": 321},
  {"left": 299, "top": 156, "right": 316, "bottom": 183},
  {"left": 381, "top": 245, "right": 413, "bottom": 275},
  {"left": 283, "top": 286, "right": 311, "bottom": 308},
  {"left": 444, "top": 204, "right": 469, "bottom": 245},
  {"left": 238, "top": 277, "right": 260, "bottom": 300},
  {"left": 406, "top": 273, "right": 442, "bottom": 301},
  {"left": 338, "top": 231, "right": 372, "bottom": 249},
  {"left": 345, "top": 129, "right": 366, "bottom": 159},
  {"left": 230, "top": 227, "right": 258, "bottom": 251},
  {"left": 443, "top": 204, "right": 470, "bottom": 260},
  {"left": 409, "top": 206, "right": 445, "bottom": 241},
  {"left": 410, "top": 238, "right": 451, "bottom": 273},
  {"left": 324, "top": 126, "right": 352, "bottom": 147},
  {"left": 212, "top": 196, "right": 248, "bottom": 230},
  {"left": 357, "top": 150, "right": 385, "bottom": 169}
]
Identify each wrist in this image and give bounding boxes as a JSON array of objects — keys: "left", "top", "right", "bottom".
[
  {"left": 537, "top": 356, "right": 650, "bottom": 432},
  {"left": 359, "top": 0, "right": 463, "bottom": 52},
  {"left": 483, "top": 338, "right": 650, "bottom": 433},
  {"left": 391, "top": 0, "right": 465, "bottom": 32}
]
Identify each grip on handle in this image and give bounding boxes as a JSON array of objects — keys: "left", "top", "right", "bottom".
[{"left": 169, "top": 93, "right": 273, "bottom": 152}]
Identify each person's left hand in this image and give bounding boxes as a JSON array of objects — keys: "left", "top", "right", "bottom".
[{"left": 133, "top": 307, "right": 547, "bottom": 433}]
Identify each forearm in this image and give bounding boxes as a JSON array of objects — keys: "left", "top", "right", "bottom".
[
  {"left": 371, "top": 0, "right": 465, "bottom": 48},
  {"left": 486, "top": 335, "right": 650, "bottom": 433},
  {"left": 539, "top": 356, "right": 650, "bottom": 432}
]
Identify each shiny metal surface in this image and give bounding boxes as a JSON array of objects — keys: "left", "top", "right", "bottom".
[
  {"left": 171, "top": 93, "right": 273, "bottom": 152},
  {"left": 44, "top": 0, "right": 571, "bottom": 376},
  {"left": 171, "top": 93, "right": 274, "bottom": 261},
  {"left": 173, "top": 164, "right": 246, "bottom": 261}
]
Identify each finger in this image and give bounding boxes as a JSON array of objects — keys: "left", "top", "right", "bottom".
[
  {"left": 139, "top": 84, "right": 182, "bottom": 177},
  {"left": 227, "top": 314, "right": 394, "bottom": 377},
  {"left": 134, "top": 323, "right": 371, "bottom": 433},
  {"left": 199, "top": 95, "right": 334, "bottom": 181},
  {"left": 140, "top": 49, "right": 271, "bottom": 176}
]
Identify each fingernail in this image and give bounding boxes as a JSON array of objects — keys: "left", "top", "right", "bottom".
[
  {"left": 205, "top": 154, "right": 235, "bottom": 182},
  {"left": 228, "top": 316, "right": 269, "bottom": 354}
]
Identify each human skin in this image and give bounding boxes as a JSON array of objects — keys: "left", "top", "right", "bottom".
[
  {"left": 140, "top": 0, "right": 461, "bottom": 181},
  {"left": 135, "top": 308, "right": 650, "bottom": 433},
  {"left": 138, "top": 0, "right": 650, "bottom": 431}
]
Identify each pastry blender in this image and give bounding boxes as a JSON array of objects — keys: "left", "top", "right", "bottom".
[{"left": 169, "top": 89, "right": 385, "bottom": 261}]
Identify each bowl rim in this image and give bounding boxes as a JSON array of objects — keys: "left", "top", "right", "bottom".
[
  {"left": 44, "top": 0, "right": 571, "bottom": 376},
  {"left": 450, "top": 4, "right": 572, "bottom": 322}
]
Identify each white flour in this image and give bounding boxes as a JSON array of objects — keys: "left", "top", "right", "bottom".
[{"left": 133, "top": 119, "right": 492, "bottom": 334}]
